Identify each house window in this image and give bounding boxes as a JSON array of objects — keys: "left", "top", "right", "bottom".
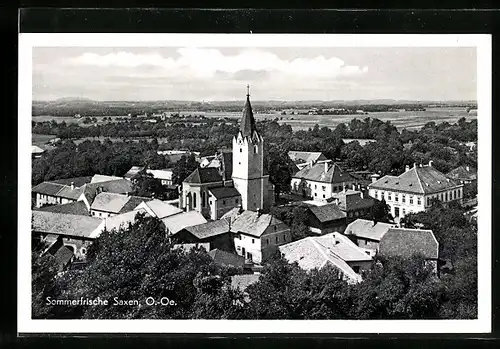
[
  {"left": 252, "top": 239, "right": 255, "bottom": 244},
  {"left": 409, "top": 196, "right": 413, "bottom": 204},
  {"left": 274, "top": 226, "right": 277, "bottom": 231},
  {"left": 427, "top": 197, "right": 430, "bottom": 206},
  {"left": 240, "top": 148, "right": 242, "bottom": 152},
  {"left": 416, "top": 197, "right": 421, "bottom": 205},
  {"left": 322, "top": 186, "right": 326, "bottom": 191},
  {"left": 388, "top": 193, "right": 392, "bottom": 201},
  {"left": 314, "top": 193, "right": 317, "bottom": 197},
  {"left": 235, "top": 198, "right": 239, "bottom": 204},
  {"left": 315, "top": 185, "right": 317, "bottom": 189},
  {"left": 395, "top": 194, "right": 399, "bottom": 202},
  {"left": 223, "top": 200, "right": 226, "bottom": 205},
  {"left": 276, "top": 236, "right": 279, "bottom": 243},
  {"left": 403, "top": 208, "right": 406, "bottom": 215},
  {"left": 81, "top": 248, "right": 87, "bottom": 255},
  {"left": 283, "top": 235, "right": 286, "bottom": 241},
  {"left": 402, "top": 194, "right": 406, "bottom": 203},
  {"left": 254, "top": 145, "right": 258, "bottom": 154},
  {"left": 266, "top": 238, "right": 270, "bottom": 245},
  {"left": 92, "top": 211, "right": 95, "bottom": 216},
  {"left": 209, "top": 200, "right": 212, "bottom": 205},
  {"left": 98, "top": 212, "right": 102, "bottom": 217},
  {"left": 202, "top": 192, "right": 206, "bottom": 208},
  {"left": 323, "top": 194, "right": 325, "bottom": 198},
  {"left": 193, "top": 193, "right": 197, "bottom": 208}
]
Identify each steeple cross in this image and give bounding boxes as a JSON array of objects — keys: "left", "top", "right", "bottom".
[{"left": 246, "top": 84, "right": 250, "bottom": 97}]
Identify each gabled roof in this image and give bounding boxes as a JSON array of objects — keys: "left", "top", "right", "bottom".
[
  {"left": 32, "top": 211, "right": 103, "bottom": 238},
  {"left": 36, "top": 201, "right": 89, "bottom": 216},
  {"left": 308, "top": 203, "right": 346, "bottom": 223},
  {"left": 222, "top": 209, "right": 285, "bottom": 238},
  {"left": 147, "top": 169, "right": 173, "bottom": 181},
  {"left": 90, "top": 192, "right": 150, "bottom": 214},
  {"left": 31, "top": 181, "right": 84, "bottom": 200},
  {"left": 118, "top": 195, "right": 152, "bottom": 214},
  {"left": 231, "top": 274, "right": 261, "bottom": 291},
  {"left": 329, "top": 190, "right": 374, "bottom": 212},
  {"left": 288, "top": 151, "right": 327, "bottom": 164},
  {"left": 209, "top": 186, "right": 241, "bottom": 199},
  {"left": 81, "top": 179, "right": 134, "bottom": 205},
  {"left": 32, "top": 145, "right": 45, "bottom": 154},
  {"left": 379, "top": 228, "right": 439, "bottom": 260},
  {"left": 124, "top": 166, "right": 145, "bottom": 179},
  {"left": 161, "top": 211, "right": 208, "bottom": 235},
  {"left": 344, "top": 219, "right": 395, "bottom": 241},
  {"left": 208, "top": 249, "right": 245, "bottom": 268},
  {"left": 279, "top": 233, "right": 372, "bottom": 284},
  {"left": 183, "top": 219, "right": 230, "bottom": 239},
  {"left": 52, "top": 245, "right": 74, "bottom": 269},
  {"left": 369, "top": 164, "right": 460, "bottom": 194},
  {"left": 91, "top": 174, "right": 123, "bottom": 183},
  {"left": 51, "top": 176, "right": 93, "bottom": 187},
  {"left": 137, "top": 199, "right": 182, "bottom": 219},
  {"left": 102, "top": 209, "right": 149, "bottom": 234},
  {"left": 54, "top": 185, "right": 85, "bottom": 200},
  {"left": 184, "top": 167, "right": 223, "bottom": 184},
  {"left": 293, "top": 162, "right": 355, "bottom": 184},
  {"left": 446, "top": 166, "right": 477, "bottom": 181}
]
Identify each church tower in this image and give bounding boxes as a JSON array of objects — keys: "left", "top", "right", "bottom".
[{"left": 232, "top": 85, "right": 271, "bottom": 211}]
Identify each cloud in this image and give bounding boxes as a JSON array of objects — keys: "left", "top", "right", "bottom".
[{"left": 65, "top": 48, "right": 369, "bottom": 80}]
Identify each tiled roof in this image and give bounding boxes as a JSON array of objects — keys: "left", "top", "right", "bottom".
[
  {"left": 379, "top": 228, "right": 439, "bottom": 260},
  {"left": 91, "top": 174, "right": 123, "bottom": 183},
  {"left": 183, "top": 220, "right": 230, "bottom": 239},
  {"left": 32, "top": 145, "right": 45, "bottom": 154},
  {"left": 240, "top": 94, "right": 258, "bottom": 138},
  {"left": 147, "top": 169, "right": 173, "bottom": 181},
  {"left": 52, "top": 245, "right": 74, "bottom": 268},
  {"left": 309, "top": 204, "right": 346, "bottom": 223},
  {"left": 288, "top": 151, "right": 327, "bottom": 164},
  {"left": 184, "top": 167, "right": 223, "bottom": 184},
  {"left": 51, "top": 176, "right": 93, "bottom": 187},
  {"left": 102, "top": 209, "right": 148, "bottom": 234},
  {"left": 293, "top": 162, "right": 355, "bottom": 184},
  {"left": 37, "top": 201, "right": 89, "bottom": 216},
  {"left": 90, "top": 193, "right": 149, "bottom": 214},
  {"left": 32, "top": 211, "right": 103, "bottom": 238},
  {"left": 124, "top": 166, "right": 145, "bottom": 179},
  {"left": 329, "top": 190, "right": 374, "bottom": 212},
  {"left": 118, "top": 195, "right": 152, "bottom": 214},
  {"left": 344, "top": 219, "right": 395, "bottom": 241},
  {"left": 208, "top": 249, "right": 245, "bottom": 268},
  {"left": 161, "top": 211, "right": 208, "bottom": 235},
  {"left": 369, "top": 164, "right": 460, "bottom": 194},
  {"left": 209, "top": 186, "right": 241, "bottom": 199},
  {"left": 54, "top": 185, "right": 85, "bottom": 200},
  {"left": 139, "top": 199, "right": 183, "bottom": 219},
  {"left": 222, "top": 209, "right": 285, "bottom": 238},
  {"left": 231, "top": 274, "right": 261, "bottom": 291},
  {"left": 279, "top": 233, "right": 372, "bottom": 284},
  {"left": 82, "top": 179, "right": 133, "bottom": 205},
  {"left": 446, "top": 166, "right": 477, "bottom": 181},
  {"left": 32, "top": 182, "right": 66, "bottom": 196}
]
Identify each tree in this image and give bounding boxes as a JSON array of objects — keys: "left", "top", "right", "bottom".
[
  {"left": 267, "top": 145, "right": 295, "bottom": 199},
  {"left": 370, "top": 199, "right": 392, "bottom": 223},
  {"left": 132, "top": 170, "right": 169, "bottom": 200},
  {"left": 172, "top": 154, "right": 199, "bottom": 185},
  {"left": 32, "top": 248, "right": 59, "bottom": 319}
]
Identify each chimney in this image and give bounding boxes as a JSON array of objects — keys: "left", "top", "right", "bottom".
[
  {"left": 428, "top": 160, "right": 434, "bottom": 167},
  {"left": 257, "top": 208, "right": 262, "bottom": 217},
  {"left": 324, "top": 161, "right": 329, "bottom": 173},
  {"left": 309, "top": 160, "right": 314, "bottom": 168},
  {"left": 405, "top": 165, "right": 410, "bottom": 172},
  {"left": 370, "top": 174, "right": 379, "bottom": 183},
  {"left": 342, "top": 182, "right": 346, "bottom": 192},
  {"left": 466, "top": 165, "right": 470, "bottom": 171},
  {"left": 70, "top": 182, "right": 74, "bottom": 190},
  {"left": 413, "top": 162, "right": 417, "bottom": 168}
]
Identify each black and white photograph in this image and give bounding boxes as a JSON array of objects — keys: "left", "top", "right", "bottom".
[{"left": 18, "top": 33, "right": 491, "bottom": 333}]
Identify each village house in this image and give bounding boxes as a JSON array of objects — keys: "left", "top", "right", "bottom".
[
  {"left": 368, "top": 161, "right": 464, "bottom": 220},
  {"left": 379, "top": 227, "right": 439, "bottom": 273},
  {"left": 446, "top": 165, "right": 477, "bottom": 185},
  {"left": 89, "top": 192, "right": 151, "bottom": 218},
  {"left": 306, "top": 203, "right": 347, "bottom": 235},
  {"left": 161, "top": 210, "right": 208, "bottom": 236},
  {"left": 287, "top": 151, "right": 328, "bottom": 171},
  {"left": 32, "top": 180, "right": 86, "bottom": 208},
  {"left": 290, "top": 160, "right": 357, "bottom": 202},
  {"left": 78, "top": 178, "right": 134, "bottom": 211},
  {"left": 172, "top": 219, "right": 234, "bottom": 252},
  {"left": 32, "top": 145, "right": 45, "bottom": 159},
  {"left": 180, "top": 91, "right": 275, "bottom": 219},
  {"left": 207, "top": 248, "right": 247, "bottom": 269},
  {"left": 343, "top": 219, "right": 397, "bottom": 257},
  {"left": 35, "top": 200, "right": 89, "bottom": 216},
  {"left": 328, "top": 189, "right": 375, "bottom": 222},
  {"left": 32, "top": 211, "right": 105, "bottom": 263},
  {"left": 124, "top": 166, "right": 175, "bottom": 186},
  {"left": 133, "top": 199, "right": 183, "bottom": 219},
  {"left": 222, "top": 208, "right": 291, "bottom": 264},
  {"left": 278, "top": 233, "right": 373, "bottom": 284}
]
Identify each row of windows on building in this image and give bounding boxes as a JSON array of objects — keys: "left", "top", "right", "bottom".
[
  {"left": 294, "top": 182, "right": 352, "bottom": 192},
  {"left": 38, "top": 194, "right": 68, "bottom": 204},
  {"left": 189, "top": 192, "right": 240, "bottom": 209},
  {"left": 373, "top": 189, "right": 461, "bottom": 206},
  {"left": 236, "top": 232, "right": 287, "bottom": 245},
  {"left": 239, "top": 146, "right": 259, "bottom": 154}
]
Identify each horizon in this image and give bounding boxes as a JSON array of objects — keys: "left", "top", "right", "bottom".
[{"left": 33, "top": 47, "right": 477, "bottom": 102}]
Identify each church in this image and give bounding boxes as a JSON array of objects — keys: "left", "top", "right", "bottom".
[{"left": 179, "top": 88, "right": 275, "bottom": 220}]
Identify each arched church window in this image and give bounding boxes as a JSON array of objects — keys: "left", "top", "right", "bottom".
[
  {"left": 201, "top": 192, "right": 206, "bottom": 207},
  {"left": 193, "top": 193, "right": 197, "bottom": 208},
  {"left": 254, "top": 145, "right": 258, "bottom": 154},
  {"left": 240, "top": 148, "right": 242, "bottom": 152}
]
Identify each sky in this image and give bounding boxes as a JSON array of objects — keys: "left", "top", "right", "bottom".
[{"left": 32, "top": 46, "right": 477, "bottom": 102}]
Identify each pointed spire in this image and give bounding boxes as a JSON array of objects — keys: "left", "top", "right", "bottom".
[{"left": 240, "top": 85, "right": 257, "bottom": 137}]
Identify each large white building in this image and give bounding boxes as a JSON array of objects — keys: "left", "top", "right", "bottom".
[
  {"left": 180, "top": 90, "right": 274, "bottom": 219},
  {"left": 368, "top": 161, "right": 464, "bottom": 220}
]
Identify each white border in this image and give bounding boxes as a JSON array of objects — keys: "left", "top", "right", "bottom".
[{"left": 18, "top": 33, "right": 491, "bottom": 334}]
